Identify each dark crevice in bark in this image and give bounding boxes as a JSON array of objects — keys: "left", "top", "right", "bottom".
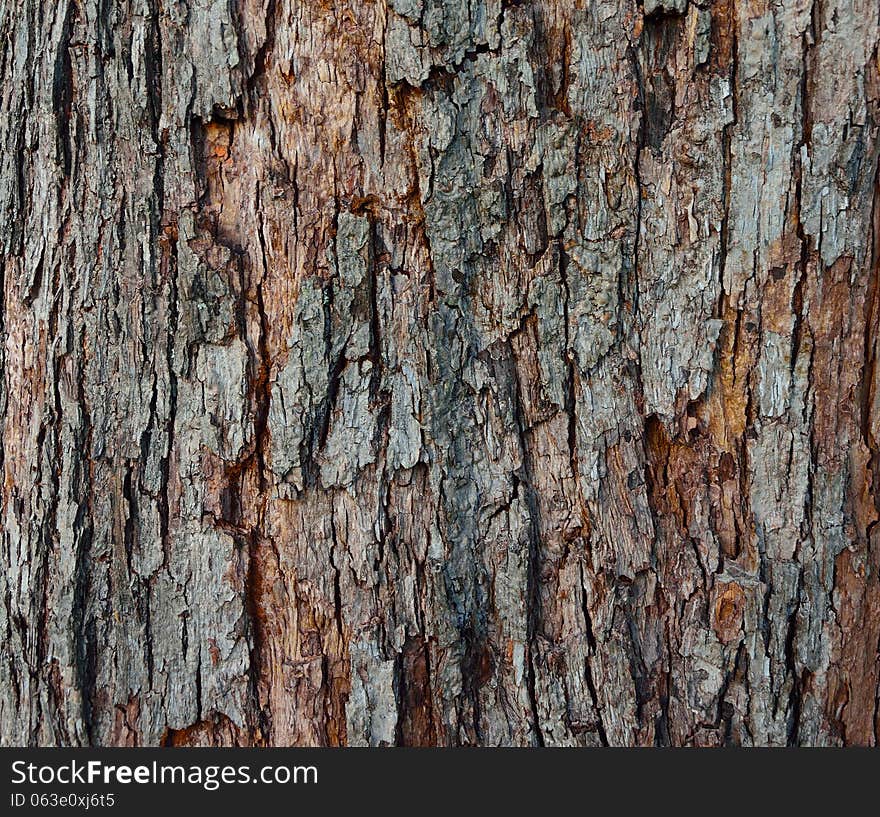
[
  {"left": 637, "top": 9, "right": 682, "bottom": 154},
  {"left": 245, "top": 197, "right": 274, "bottom": 745},
  {"left": 328, "top": 506, "right": 344, "bottom": 639},
  {"left": 394, "top": 635, "right": 439, "bottom": 746},
  {"left": 52, "top": 0, "right": 76, "bottom": 177},
  {"left": 557, "top": 244, "right": 579, "bottom": 475},
  {"left": 319, "top": 327, "right": 346, "bottom": 457},
  {"left": 508, "top": 345, "right": 547, "bottom": 747},
  {"left": 158, "top": 223, "right": 179, "bottom": 571},
  {"left": 626, "top": 37, "right": 647, "bottom": 390},
  {"left": 783, "top": 566, "right": 805, "bottom": 745},
  {"left": 245, "top": 528, "right": 271, "bottom": 744},
  {"left": 654, "top": 618, "right": 673, "bottom": 747},
  {"left": 247, "top": 0, "right": 277, "bottom": 100},
  {"left": 144, "top": 1, "right": 163, "bottom": 145},
  {"left": 715, "top": 9, "right": 738, "bottom": 320},
  {"left": 578, "top": 564, "right": 609, "bottom": 746}
]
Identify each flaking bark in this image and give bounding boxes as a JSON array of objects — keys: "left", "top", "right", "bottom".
[{"left": 1, "top": 0, "right": 879, "bottom": 746}]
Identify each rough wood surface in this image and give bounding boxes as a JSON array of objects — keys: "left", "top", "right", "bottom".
[{"left": 1, "top": 0, "right": 879, "bottom": 747}]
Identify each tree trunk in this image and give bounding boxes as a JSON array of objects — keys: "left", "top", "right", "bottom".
[{"left": 1, "top": 0, "right": 878, "bottom": 748}]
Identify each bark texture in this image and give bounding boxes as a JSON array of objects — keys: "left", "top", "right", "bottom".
[{"left": 2, "top": 0, "right": 880, "bottom": 747}]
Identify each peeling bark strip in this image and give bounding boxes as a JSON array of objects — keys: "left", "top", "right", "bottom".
[{"left": 1, "top": 0, "right": 879, "bottom": 748}]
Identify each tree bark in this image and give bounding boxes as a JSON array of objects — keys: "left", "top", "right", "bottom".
[{"left": 1, "top": 0, "right": 879, "bottom": 747}]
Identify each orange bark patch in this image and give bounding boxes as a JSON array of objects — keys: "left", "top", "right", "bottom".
[
  {"left": 824, "top": 541, "right": 880, "bottom": 745},
  {"left": 111, "top": 695, "right": 141, "bottom": 747},
  {"left": 713, "top": 581, "right": 745, "bottom": 643},
  {"left": 397, "top": 636, "right": 438, "bottom": 746},
  {"left": 161, "top": 714, "right": 248, "bottom": 747}
]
